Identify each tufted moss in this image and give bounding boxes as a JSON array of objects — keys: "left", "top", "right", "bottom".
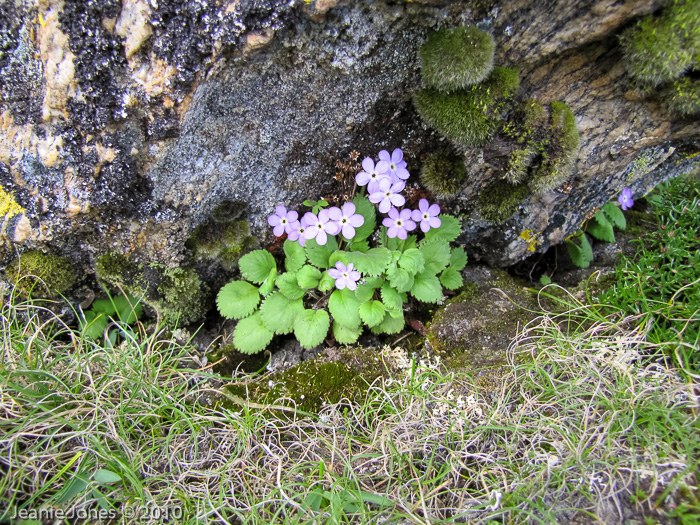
[
  {"left": 420, "top": 151, "right": 466, "bottom": 196},
  {"left": 619, "top": 0, "right": 700, "bottom": 87},
  {"left": 661, "top": 77, "right": 700, "bottom": 116},
  {"left": 7, "top": 250, "right": 75, "bottom": 298},
  {"left": 477, "top": 180, "right": 530, "bottom": 224},
  {"left": 419, "top": 25, "right": 495, "bottom": 91},
  {"left": 186, "top": 219, "right": 257, "bottom": 271},
  {"left": 414, "top": 66, "right": 520, "bottom": 148},
  {"left": 528, "top": 101, "right": 580, "bottom": 193},
  {"left": 96, "top": 253, "right": 208, "bottom": 327}
]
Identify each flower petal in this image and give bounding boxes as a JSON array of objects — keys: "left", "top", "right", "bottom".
[
  {"left": 420, "top": 220, "right": 430, "bottom": 233},
  {"left": 390, "top": 194, "right": 405, "bottom": 208},
  {"left": 428, "top": 216, "right": 441, "bottom": 229},
  {"left": 287, "top": 210, "right": 298, "bottom": 222},
  {"left": 378, "top": 150, "right": 390, "bottom": 163},
  {"left": 349, "top": 270, "right": 360, "bottom": 281},
  {"left": 388, "top": 207, "right": 400, "bottom": 220},
  {"left": 428, "top": 203, "right": 440, "bottom": 216},
  {"left": 394, "top": 167, "right": 410, "bottom": 180},
  {"left": 328, "top": 207, "right": 342, "bottom": 221},
  {"left": 268, "top": 215, "right": 281, "bottom": 227},
  {"left": 376, "top": 160, "right": 390, "bottom": 174},
  {"left": 304, "top": 226, "right": 319, "bottom": 239},
  {"left": 369, "top": 191, "right": 384, "bottom": 204},
  {"left": 379, "top": 199, "right": 391, "bottom": 214},
  {"left": 399, "top": 209, "right": 413, "bottom": 221},
  {"left": 356, "top": 172, "right": 371, "bottom": 186},
  {"left": 387, "top": 225, "right": 399, "bottom": 238},
  {"left": 348, "top": 214, "right": 364, "bottom": 227},
  {"left": 404, "top": 219, "right": 416, "bottom": 231},
  {"left": 346, "top": 279, "right": 357, "bottom": 291},
  {"left": 303, "top": 212, "right": 319, "bottom": 226},
  {"left": 418, "top": 199, "right": 429, "bottom": 213},
  {"left": 341, "top": 202, "right": 356, "bottom": 216},
  {"left": 362, "top": 157, "right": 375, "bottom": 173},
  {"left": 328, "top": 268, "right": 342, "bottom": 279},
  {"left": 411, "top": 209, "right": 422, "bottom": 222},
  {"left": 335, "top": 277, "right": 347, "bottom": 290},
  {"left": 382, "top": 217, "right": 394, "bottom": 228},
  {"left": 273, "top": 224, "right": 285, "bottom": 237},
  {"left": 316, "top": 230, "right": 328, "bottom": 245},
  {"left": 342, "top": 224, "right": 356, "bottom": 239},
  {"left": 398, "top": 228, "right": 407, "bottom": 240},
  {"left": 391, "top": 148, "right": 403, "bottom": 164},
  {"left": 275, "top": 205, "right": 287, "bottom": 217}
]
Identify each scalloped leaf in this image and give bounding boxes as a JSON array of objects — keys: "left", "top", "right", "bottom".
[
  {"left": 329, "top": 288, "right": 361, "bottom": 328},
  {"left": 380, "top": 283, "right": 403, "bottom": 314},
  {"left": 370, "top": 310, "right": 404, "bottom": 335},
  {"left": 388, "top": 235, "right": 417, "bottom": 252},
  {"left": 306, "top": 236, "right": 338, "bottom": 269},
  {"left": 217, "top": 281, "right": 260, "bottom": 319},
  {"left": 333, "top": 321, "right": 362, "bottom": 344},
  {"left": 233, "top": 312, "right": 274, "bottom": 354},
  {"left": 329, "top": 250, "right": 349, "bottom": 268},
  {"left": 387, "top": 265, "right": 413, "bottom": 293},
  {"left": 239, "top": 250, "right": 277, "bottom": 284},
  {"left": 259, "top": 267, "right": 277, "bottom": 296},
  {"left": 351, "top": 194, "right": 376, "bottom": 241},
  {"left": 411, "top": 271, "right": 443, "bottom": 303},
  {"left": 284, "top": 239, "right": 306, "bottom": 273},
  {"left": 418, "top": 239, "right": 451, "bottom": 275},
  {"left": 586, "top": 211, "right": 615, "bottom": 243},
  {"left": 276, "top": 272, "right": 306, "bottom": 300},
  {"left": 297, "top": 264, "right": 322, "bottom": 289},
  {"left": 398, "top": 248, "right": 425, "bottom": 275},
  {"left": 345, "top": 247, "right": 391, "bottom": 277},
  {"left": 346, "top": 239, "right": 370, "bottom": 252},
  {"left": 359, "top": 300, "right": 386, "bottom": 328},
  {"left": 602, "top": 202, "right": 626, "bottom": 230},
  {"left": 260, "top": 292, "right": 304, "bottom": 334},
  {"left": 354, "top": 282, "right": 375, "bottom": 303},
  {"left": 440, "top": 267, "right": 463, "bottom": 290},
  {"left": 318, "top": 271, "right": 335, "bottom": 292},
  {"left": 294, "top": 309, "right": 330, "bottom": 349},
  {"left": 81, "top": 310, "right": 108, "bottom": 339},
  {"left": 423, "top": 214, "right": 461, "bottom": 243},
  {"left": 449, "top": 247, "right": 468, "bottom": 271}
]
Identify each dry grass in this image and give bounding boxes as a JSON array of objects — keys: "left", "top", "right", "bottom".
[{"left": 1, "top": 295, "right": 698, "bottom": 524}]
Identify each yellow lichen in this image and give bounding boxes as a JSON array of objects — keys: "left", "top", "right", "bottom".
[
  {"left": 520, "top": 229, "right": 539, "bottom": 252},
  {"left": 0, "top": 186, "right": 25, "bottom": 221}
]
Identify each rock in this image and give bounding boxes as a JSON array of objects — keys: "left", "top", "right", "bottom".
[{"left": 1, "top": 0, "right": 698, "bottom": 322}]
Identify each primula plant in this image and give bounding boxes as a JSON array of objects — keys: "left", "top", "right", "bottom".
[{"left": 217, "top": 148, "right": 466, "bottom": 354}]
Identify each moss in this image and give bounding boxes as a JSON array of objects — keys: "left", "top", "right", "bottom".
[
  {"left": 661, "top": 77, "right": 700, "bottom": 116},
  {"left": 619, "top": 0, "right": 700, "bottom": 87},
  {"left": 504, "top": 146, "right": 536, "bottom": 184},
  {"left": 477, "top": 180, "right": 530, "bottom": 224},
  {"left": 420, "top": 25, "right": 495, "bottom": 91},
  {"left": 420, "top": 151, "right": 466, "bottom": 196},
  {"left": 225, "top": 353, "right": 387, "bottom": 413},
  {"left": 528, "top": 101, "right": 579, "bottom": 193},
  {"left": 96, "top": 253, "right": 208, "bottom": 327},
  {"left": 7, "top": 250, "right": 75, "bottom": 297},
  {"left": 414, "top": 67, "right": 520, "bottom": 148},
  {"left": 186, "top": 219, "right": 257, "bottom": 271}
]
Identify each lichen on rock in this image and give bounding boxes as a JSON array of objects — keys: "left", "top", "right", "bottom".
[{"left": 6, "top": 250, "right": 75, "bottom": 298}]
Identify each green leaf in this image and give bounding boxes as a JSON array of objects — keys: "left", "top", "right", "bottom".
[
  {"left": 380, "top": 283, "right": 403, "bottom": 313},
  {"left": 345, "top": 247, "right": 391, "bottom": 277},
  {"left": 540, "top": 275, "right": 552, "bottom": 285},
  {"left": 294, "top": 309, "right": 330, "bottom": 349},
  {"left": 418, "top": 239, "right": 451, "bottom": 274},
  {"left": 333, "top": 322, "right": 362, "bottom": 344},
  {"left": 284, "top": 239, "right": 307, "bottom": 272},
  {"left": 259, "top": 268, "right": 277, "bottom": 296},
  {"left": 346, "top": 239, "right": 369, "bottom": 252},
  {"left": 371, "top": 310, "right": 404, "bottom": 335},
  {"left": 306, "top": 236, "right": 338, "bottom": 269},
  {"left": 440, "top": 267, "right": 463, "bottom": 290},
  {"left": 411, "top": 271, "right": 443, "bottom": 303},
  {"left": 351, "top": 195, "right": 376, "bottom": 241},
  {"left": 398, "top": 248, "right": 425, "bottom": 275},
  {"left": 297, "top": 265, "right": 322, "bottom": 289},
  {"left": 580, "top": 233, "right": 594, "bottom": 264},
  {"left": 424, "top": 214, "right": 461, "bottom": 242},
  {"left": 565, "top": 234, "right": 593, "bottom": 269},
  {"left": 260, "top": 292, "right": 304, "bottom": 334},
  {"left": 276, "top": 272, "right": 306, "bottom": 300},
  {"left": 329, "top": 250, "right": 349, "bottom": 267},
  {"left": 93, "top": 469, "right": 122, "bottom": 484},
  {"left": 387, "top": 235, "right": 417, "bottom": 252},
  {"left": 329, "top": 288, "right": 361, "bottom": 328},
  {"left": 449, "top": 247, "right": 468, "bottom": 271},
  {"left": 239, "top": 250, "right": 277, "bottom": 284},
  {"left": 113, "top": 295, "right": 143, "bottom": 324},
  {"left": 91, "top": 299, "right": 117, "bottom": 315},
  {"left": 318, "top": 271, "right": 335, "bottom": 292},
  {"left": 233, "top": 312, "right": 274, "bottom": 354},
  {"left": 387, "top": 265, "right": 413, "bottom": 293},
  {"left": 602, "top": 202, "right": 626, "bottom": 230},
  {"left": 82, "top": 310, "right": 108, "bottom": 339},
  {"left": 358, "top": 300, "right": 386, "bottom": 328},
  {"left": 217, "top": 281, "right": 260, "bottom": 319},
  {"left": 364, "top": 277, "right": 384, "bottom": 288},
  {"left": 586, "top": 211, "right": 615, "bottom": 243},
  {"left": 354, "top": 282, "right": 376, "bottom": 303}
]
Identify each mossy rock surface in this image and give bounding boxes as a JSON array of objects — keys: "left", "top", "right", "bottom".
[
  {"left": 427, "top": 266, "right": 542, "bottom": 381},
  {"left": 477, "top": 180, "right": 530, "bottom": 224},
  {"left": 420, "top": 151, "right": 466, "bottom": 196},
  {"left": 7, "top": 250, "right": 75, "bottom": 298}
]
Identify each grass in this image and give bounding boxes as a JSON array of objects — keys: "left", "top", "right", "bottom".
[{"left": 1, "top": 175, "right": 699, "bottom": 523}]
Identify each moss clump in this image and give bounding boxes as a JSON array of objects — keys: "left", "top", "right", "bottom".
[
  {"left": 7, "top": 250, "right": 75, "bottom": 297},
  {"left": 187, "top": 219, "right": 257, "bottom": 271},
  {"left": 96, "top": 253, "right": 208, "bottom": 327},
  {"left": 477, "top": 180, "right": 530, "bottom": 224},
  {"left": 414, "top": 67, "right": 520, "bottom": 148},
  {"left": 420, "top": 26, "right": 495, "bottom": 91},
  {"left": 661, "top": 77, "right": 700, "bottom": 116},
  {"left": 528, "top": 101, "right": 580, "bottom": 193},
  {"left": 420, "top": 152, "right": 466, "bottom": 196}
]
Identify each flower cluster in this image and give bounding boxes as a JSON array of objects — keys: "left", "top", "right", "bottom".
[{"left": 269, "top": 148, "right": 443, "bottom": 290}]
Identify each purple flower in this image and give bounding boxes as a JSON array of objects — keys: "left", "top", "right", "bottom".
[
  {"left": 328, "top": 202, "right": 365, "bottom": 239},
  {"left": 369, "top": 178, "right": 406, "bottom": 214},
  {"left": 328, "top": 262, "right": 361, "bottom": 291},
  {"left": 412, "top": 199, "right": 441, "bottom": 233},
  {"left": 618, "top": 188, "right": 634, "bottom": 211},
  {"left": 383, "top": 207, "right": 416, "bottom": 240},
  {"left": 288, "top": 214, "right": 312, "bottom": 247},
  {"left": 303, "top": 209, "right": 340, "bottom": 246},
  {"left": 356, "top": 157, "right": 391, "bottom": 193},
  {"left": 378, "top": 148, "right": 410, "bottom": 182},
  {"left": 268, "top": 205, "right": 299, "bottom": 237}
]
